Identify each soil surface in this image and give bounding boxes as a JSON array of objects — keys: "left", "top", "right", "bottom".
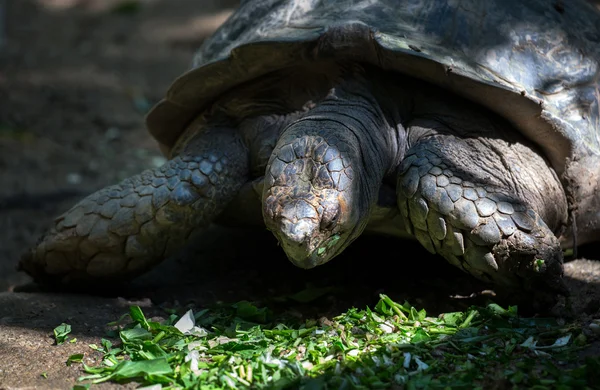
[{"left": 0, "top": 1, "right": 599, "bottom": 389}]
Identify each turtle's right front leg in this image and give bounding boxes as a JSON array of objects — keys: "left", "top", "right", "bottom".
[
  {"left": 396, "top": 120, "right": 569, "bottom": 303},
  {"left": 19, "top": 120, "right": 249, "bottom": 284}
]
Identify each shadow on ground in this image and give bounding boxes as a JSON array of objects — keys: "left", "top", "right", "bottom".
[{"left": 1, "top": 226, "right": 599, "bottom": 388}]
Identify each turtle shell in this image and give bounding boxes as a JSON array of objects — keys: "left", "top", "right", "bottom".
[{"left": 146, "top": 0, "right": 600, "bottom": 176}]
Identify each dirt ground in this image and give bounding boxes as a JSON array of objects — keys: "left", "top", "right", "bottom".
[{"left": 0, "top": 1, "right": 599, "bottom": 389}]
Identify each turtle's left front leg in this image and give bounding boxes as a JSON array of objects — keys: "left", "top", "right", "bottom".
[
  {"left": 19, "top": 118, "right": 250, "bottom": 285},
  {"left": 396, "top": 118, "right": 569, "bottom": 300}
]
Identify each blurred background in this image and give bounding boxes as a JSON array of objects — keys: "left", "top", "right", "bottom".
[{"left": 0, "top": 0, "right": 239, "bottom": 291}]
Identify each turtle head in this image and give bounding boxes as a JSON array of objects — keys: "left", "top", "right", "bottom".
[
  {"left": 262, "top": 122, "right": 373, "bottom": 269},
  {"left": 263, "top": 188, "right": 355, "bottom": 269}
]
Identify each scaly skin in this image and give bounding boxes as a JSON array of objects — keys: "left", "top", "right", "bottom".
[
  {"left": 397, "top": 133, "right": 567, "bottom": 298},
  {"left": 19, "top": 124, "right": 249, "bottom": 284},
  {"left": 20, "top": 67, "right": 571, "bottom": 305}
]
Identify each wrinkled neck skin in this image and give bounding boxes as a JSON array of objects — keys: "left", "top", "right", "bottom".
[{"left": 262, "top": 76, "right": 406, "bottom": 268}]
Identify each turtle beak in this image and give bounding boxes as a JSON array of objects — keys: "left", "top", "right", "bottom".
[
  {"left": 277, "top": 219, "right": 321, "bottom": 268},
  {"left": 270, "top": 200, "right": 336, "bottom": 269}
]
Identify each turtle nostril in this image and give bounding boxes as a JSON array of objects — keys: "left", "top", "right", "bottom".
[{"left": 320, "top": 204, "right": 341, "bottom": 231}]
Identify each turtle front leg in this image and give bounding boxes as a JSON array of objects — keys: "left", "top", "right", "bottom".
[
  {"left": 396, "top": 120, "right": 569, "bottom": 301},
  {"left": 19, "top": 122, "right": 249, "bottom": 284}
]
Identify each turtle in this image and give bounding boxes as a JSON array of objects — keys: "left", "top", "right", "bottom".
[{"left": 19, "top": 0, "right": 600, "bottom": 305}]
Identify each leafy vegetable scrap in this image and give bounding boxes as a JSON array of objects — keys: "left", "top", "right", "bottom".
[{"left": 62, "top": 295, "right": 597, "bottom": 389}]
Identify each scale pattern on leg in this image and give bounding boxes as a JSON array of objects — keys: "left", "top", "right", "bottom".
[
  {"left": 396, "top": 140, "right": 564, "bottom": 291},
  {"left": 19, "top": 127, "right": 248, "bottom": 284}
]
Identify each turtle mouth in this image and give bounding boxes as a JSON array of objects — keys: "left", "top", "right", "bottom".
[
  {"left": 266, "top": 198, "right": 346, "bottom": 269},
  {"left": 309, "top": 233, "right": 342, "bottom": 266},
  {"left": 280, "top": 230, "right": 343, "bottom": 269}
]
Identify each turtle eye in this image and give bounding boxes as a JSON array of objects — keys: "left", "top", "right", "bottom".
[{"left": 320, "top": 205, "right": 340, "bottom": 231}]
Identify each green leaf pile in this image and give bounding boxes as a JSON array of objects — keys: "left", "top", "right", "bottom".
[{"left": 76, "top": 295, "right": 597, "bottom": 389}]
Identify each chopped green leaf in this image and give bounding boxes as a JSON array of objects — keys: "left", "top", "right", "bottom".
[
  {"left": 120, "top": 327, "right": 152, "bottom": 342},
  {"left": 129, "top": 306, "right": 150, "bottom": 329},
  {"left": 67, "top": 354, "right": 84, "bottom": 366},
  {"left": 101, "top": 338, "right": 113, "bottom": 351},
  {"left": 53, "top": 323, "right": 72, "bottom": 345},
  {"left": 104, "top": 358, "right": 172, "bottom": 382},
  {"left": 234, "top": 301, "right": 271, "bottom": 323}
]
